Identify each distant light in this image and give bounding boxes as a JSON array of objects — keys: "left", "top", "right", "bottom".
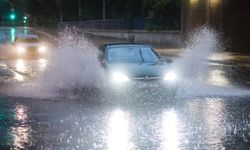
[
  {"left": 10, "top": 13, "right": 16, "bottom": 20},
  {"left": 10, "top": 14, "right": 15, "bottom": 19},
  {"left": 190, "top": 0, "right": 198, "bottom": 5},
  {"left": 210, "top": 0, "right": 220, "bottom": 6},
  {"left": 23, "top": 16, "right": 28, "bottom": 20}
]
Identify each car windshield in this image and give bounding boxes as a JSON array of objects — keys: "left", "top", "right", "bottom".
[
  {"left": 107, "top": 46, "right": 161, "bottom": 63},
  {"left": 107, "top": 47, "right": 143, "bottom": 63},
  {"left": 16, "top": 37, "right": 39, "bottom": 43},
  {"left": 140, "top": 47, "right": 161, "bottom": 62}
]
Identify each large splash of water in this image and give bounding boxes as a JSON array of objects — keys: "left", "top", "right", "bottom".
[
  {"left": 173, "top": 26, "right": 222, "bottom": 80},
  {"left": 11, "top": 28, "right": 104, "bottom": 98},
  {"left": 172, "top": 26, "right": 250, "bottom": 97}
]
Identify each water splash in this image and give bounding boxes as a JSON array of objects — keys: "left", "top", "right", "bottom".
[
  {"left": 173, "top": 26, "right": 222, "bottom": 80},
  {"left": 11, "top": 28, "right": 104, "bottom": 98},
  {"left": 172, "top": 26, "right": 250, "bottom": 97}
]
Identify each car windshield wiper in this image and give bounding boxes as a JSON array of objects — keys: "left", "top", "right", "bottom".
[
  {"left": 144, "top": 60, "right": 163, "bottom": 65},
  {"left": 139, "top": 49, "right": 144, "bottom": 65}
]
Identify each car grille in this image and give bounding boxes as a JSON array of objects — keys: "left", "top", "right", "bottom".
[
  {"left": 27, "top": 47, "right": 38, "bottom": 52},
  {"left": 131, "top": 76, "right": 162, "bottom": 81}
]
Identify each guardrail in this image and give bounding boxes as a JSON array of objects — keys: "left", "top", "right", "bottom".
[
  {"left": 80, "top": 19, "right": 132, "bottom": 30},
  {"left": 58, "top": 18, "right": 147, "bottom": 30},
  {"left": 58, "top": 18, "right": 180, "bottom": 31},
  {"left": 0, "top": 22, "right": 25, "bottom": 27}
]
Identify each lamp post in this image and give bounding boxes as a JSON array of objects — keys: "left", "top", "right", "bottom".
[
  {"left": 102, "top": 0, "right": 106, "bottom": 20},
  {"left": 79, "top": 0, "right": 82, "bottom": 21}
]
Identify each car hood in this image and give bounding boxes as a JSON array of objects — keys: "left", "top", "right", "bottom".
[{"left": 105, "top": 62, "right": 170, "bottom": 77}]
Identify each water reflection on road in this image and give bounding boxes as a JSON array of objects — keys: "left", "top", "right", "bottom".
[
  {"left": 15, "top": 59, "right": 27, "bottom": 73},
  {"left": 106, "top": 109, "right": 133, "bottom": 150},
  {"left": 160, "top": 109, "right": 180, "bottom": 150},
  {"left": 208, "top": 69, "right": 230, "bottom": 87},
  {"left": 0, "top": 95, "right": 250, "bottom": 149},
  {"left": 11, "top": 104, "right": 32, "bottom": 149}
]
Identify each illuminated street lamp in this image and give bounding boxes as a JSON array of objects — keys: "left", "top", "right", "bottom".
[
  {"left": 190, "top": 0, "right": 198, "bottom": 5},
  {"left": 210, "top": 0, "right": 219, "bottom": 6}
]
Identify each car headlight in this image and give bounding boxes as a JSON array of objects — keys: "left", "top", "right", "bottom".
[
  {"left": 17, "top": 46, "right": 26, "bottom": 54},
  {"left": 164, "top": 71, "right": 177, "bottom": 81},
  {"left": 112, "top": 72, "right": 130, "bottom": 83},
  {"left": 38, "top": 46, "right": 46, "bottom": 53}
]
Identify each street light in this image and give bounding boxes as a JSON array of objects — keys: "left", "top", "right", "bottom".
[
  {"left": 190, "top": 0, "right": 198, "bottom": 5},
  {"left": 9, "top": 12, "right": 16, "bottom": 21},
  {"left": 23, "top": 15, "right": 28, "bottom": 24}
]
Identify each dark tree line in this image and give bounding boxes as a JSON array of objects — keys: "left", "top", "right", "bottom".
[{"left": 17, "top": 0, "right": 181, "bottom": 30}]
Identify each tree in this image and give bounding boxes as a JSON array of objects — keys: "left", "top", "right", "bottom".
[
  {"left": 56, "top": 0, "right": 63, "bottom": 22},
  {"left": 20, "top": 0, "right": 59, "bottom": 26},
  {"left": 143, "top": 0, "right": 181, "bottom": 30}
]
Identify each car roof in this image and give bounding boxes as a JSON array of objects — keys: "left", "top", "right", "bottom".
[
  {"left": 100, "top": 43, "right": 152, "bottom": 51},
  {"left": 15, "top": 34, "right": 39, "bottom": 39},
  {"left": 106, "top": 43, "right": 151, "bottom": 47}
]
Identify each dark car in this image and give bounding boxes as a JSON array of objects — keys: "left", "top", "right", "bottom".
[{"left": 98, "top": 43, "right": 178, "bottom": 96}]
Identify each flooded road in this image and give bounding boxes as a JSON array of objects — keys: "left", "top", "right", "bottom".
[
  {"left": 1, "top": 95, "right": 250, "bottom": 149},
  {"left": 0, "top": 27, "right": 250, "bottom": 149}
]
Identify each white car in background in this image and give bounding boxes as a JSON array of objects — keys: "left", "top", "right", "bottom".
[{"left": 12, "top": 34, "right": 47, "bottom": 58}]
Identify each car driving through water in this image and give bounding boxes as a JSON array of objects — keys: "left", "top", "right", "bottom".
[
  {"left": 12, "top": 34, "right": 48, "bottom": 58},
  {"left": 99, "top": 43, "right": 178, "bottom": 97}
]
